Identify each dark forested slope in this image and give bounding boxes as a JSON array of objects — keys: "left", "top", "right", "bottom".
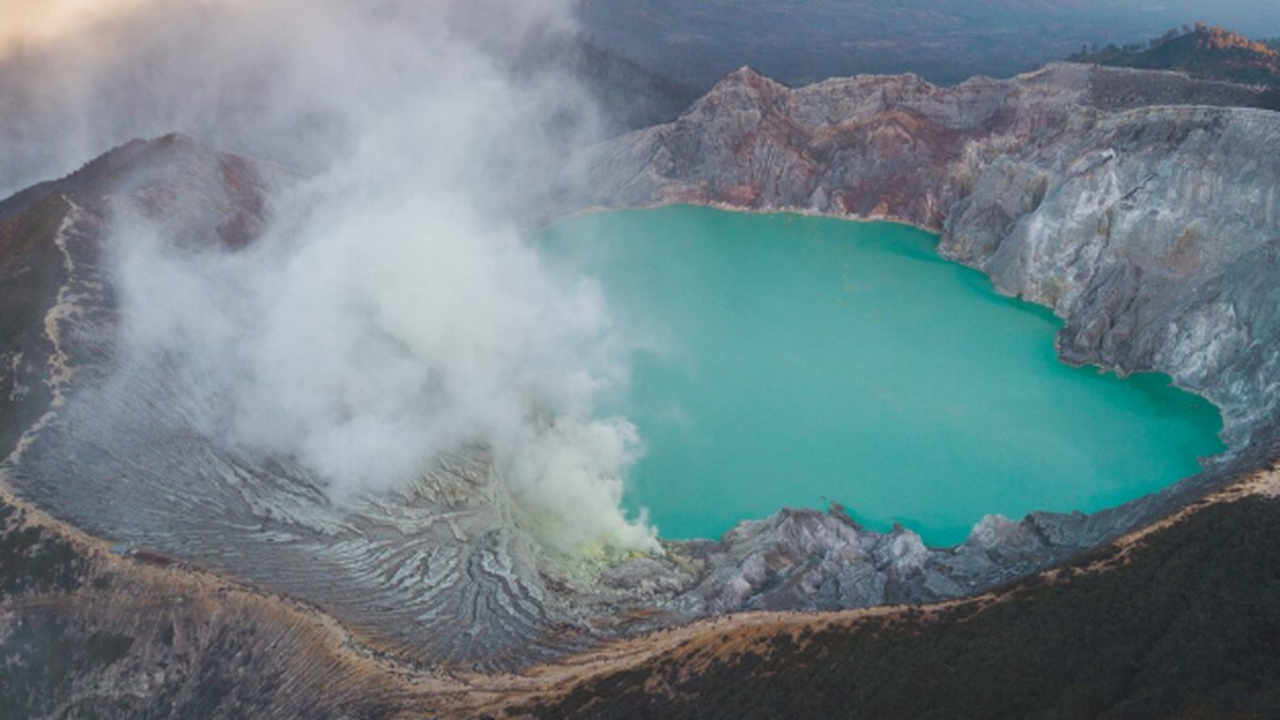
[{"left": 1072, "top": 23, "right": 1280, "bottom": 87}]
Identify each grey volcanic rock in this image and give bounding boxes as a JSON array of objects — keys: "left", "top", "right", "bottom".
[
  {"left": 579, "top": 65, "right": 1055, "bottom": 228},
  {"left": 689, "top": 507, "right": 940, "bottom": 613},
  {"left": 576, "top": 63, "right": 1276, "bottom": 227}
]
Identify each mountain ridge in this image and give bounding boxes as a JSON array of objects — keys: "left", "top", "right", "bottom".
[{"left": 1072, "top": 23, "right": 1280, "bottom": 88}]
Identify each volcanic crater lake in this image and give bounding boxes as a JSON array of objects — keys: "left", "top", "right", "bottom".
[{"left": 539, "top": 205, "right": 1225, "bottom": 547}]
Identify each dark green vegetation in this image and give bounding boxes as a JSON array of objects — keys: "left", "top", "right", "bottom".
[
  {"left": 0, "top": 495, "right": 103, "bottom": 719},
  {"left": 0, "top": 501, "right": 86, "bottom": 597},
  {"left": 0, "top": 591, "right": 404, "bottom": 720},
  {"left": 579, "top": 0, "right": 1280, "bottom": 87},
  {"left": 1071, "top": 23, "right": 1280, "bottom": 87},
  {"left": 525, "top": 485, "right": 1280, "bottom": 719},
  {"left": 0, "top": 194, "right": 67, "bottom": 461}
]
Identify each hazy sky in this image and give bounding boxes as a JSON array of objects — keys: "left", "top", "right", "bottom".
[
  {"left": 579, "top": 0, "right": 1280, "bottom": 85},
  {"left": 1, "top": 0, "right": 155, "bottom": 59}
]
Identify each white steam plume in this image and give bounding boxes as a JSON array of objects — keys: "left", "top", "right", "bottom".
[{"left": 1, "top": 0, "right": 660, "bottom": 554}]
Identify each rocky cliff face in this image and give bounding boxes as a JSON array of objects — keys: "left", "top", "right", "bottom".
[
  {"left": 581, "top": 64, "right": 1073, "bottom": 227},
  {"left": 580, "top": 63, "right": 1275, "bottom": 226}
]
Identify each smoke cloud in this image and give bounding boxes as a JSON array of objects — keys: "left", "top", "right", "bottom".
[{"left": 1, "top": 0, "right": 660, "bottom": 554}]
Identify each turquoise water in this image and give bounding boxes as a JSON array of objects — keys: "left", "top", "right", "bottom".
[{"left": 538, "top": 205, "right": 1225, "bottom": 547}]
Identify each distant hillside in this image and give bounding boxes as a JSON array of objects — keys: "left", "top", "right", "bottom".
[
  {"left": 557, "top": 38, "right": 701, "bottom": 130},
  {"left": 1071, "top": 23, "right": 1280, "bottom": 87},
  {"left": 579, "top": 0, "right": 1280, "bottom": 88}
]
